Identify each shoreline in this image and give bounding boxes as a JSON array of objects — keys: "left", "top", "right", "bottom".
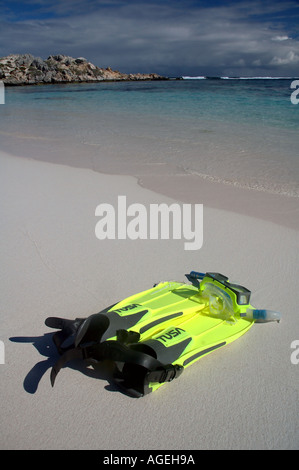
[
  {"left": 3, "top": 77, "right": 299, "bottom": 87},
  {"left": 137, "top": 173, "right": 299, "bottom": 231},
  {"left": 1, "top": 142, "right": 298, "bottom": 231},
  {"left": 2, "top": 76, "right": 170, "bottom": 87}
]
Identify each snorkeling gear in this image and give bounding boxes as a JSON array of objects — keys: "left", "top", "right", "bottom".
[
  {"left": 46, "top": 271, "right": 281, "bottom": 396},
  {"left": 46, "top": 278, "right": 207, "bottom": 385}
]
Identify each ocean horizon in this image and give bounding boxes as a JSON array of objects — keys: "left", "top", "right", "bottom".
[{"left": 181, "top": 76, "right": 299, "bottom": 79}]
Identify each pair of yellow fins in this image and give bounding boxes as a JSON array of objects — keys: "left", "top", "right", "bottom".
[{"left": 46, "top": 271, "right": 281, "bottom": 397}]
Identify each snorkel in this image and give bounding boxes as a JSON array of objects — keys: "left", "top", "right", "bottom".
[{"left": 189, "top": 272, "right": 281, "bottom": 323}]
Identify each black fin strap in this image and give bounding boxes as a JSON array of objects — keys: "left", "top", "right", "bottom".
[
  {"left": 95, "top": 341, "right": 164, "bottom": 370},
  {"left": 50, "top": 340, "right": 184, "bottom": 389},
  {"left": 97, "top": 342, "right": 184, "bottom": 384},
  {"left": 116, "top": 329, "right": 141, "bottom": 345},
  {"left": 50, "top": 348, "right": 83, "bottom": 387},
  {"left": 50, "top": 339, "right": 107, "bottom": 386},
  {"left": 52, "top": 330, "right": 69, "bottom": 354},
  {"left": 146, "top": 364, "right": 184, "bottom": 384},
  {"left": 49, "top": 340, "right": 108, "bottom": 387},
  {"left": 51, "top": 340, "right": 161, "bottom": 371}
]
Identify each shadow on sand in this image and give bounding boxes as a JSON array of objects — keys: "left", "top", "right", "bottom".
[{"left": 9, "top": 333, "right": 122, "bottom": 395}]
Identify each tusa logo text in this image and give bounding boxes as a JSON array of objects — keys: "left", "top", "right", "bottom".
[
  {"left": 113, "top": 304, "right": 141, "bottom": 314},
  {"left": 156, "top": 327, "right": 185, "bottom": 343}
]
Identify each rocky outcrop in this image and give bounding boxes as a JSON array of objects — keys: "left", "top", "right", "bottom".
[{"left": 0, "top": 53, "right": 166, "bottom": 85}]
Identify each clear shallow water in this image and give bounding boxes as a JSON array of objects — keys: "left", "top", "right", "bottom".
[{"left": 1, "top": 79, "right": 299, "bottom": 196}]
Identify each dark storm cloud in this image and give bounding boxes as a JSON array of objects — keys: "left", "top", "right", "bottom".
[{"left": 0, "top": 0, "right": 298, "bottom": 76}]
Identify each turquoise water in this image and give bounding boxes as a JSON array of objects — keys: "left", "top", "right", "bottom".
[
  {"left": 4, "top": 78, "right": 298, "bottom": 128},
  {"left": 1, "top": 79, "right": 299, "bottom": 196}
]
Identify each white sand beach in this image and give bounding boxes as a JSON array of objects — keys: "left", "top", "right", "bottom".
[{"left": 1, "top": 150, "right": 298, "bottom": 450}]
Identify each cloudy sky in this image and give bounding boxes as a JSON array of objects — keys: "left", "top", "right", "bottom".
[{"left": 1, "top": 0, "right": 299, "bottom": 77}]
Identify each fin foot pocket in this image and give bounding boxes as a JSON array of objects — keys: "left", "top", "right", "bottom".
[
  {"left": 75, "top": 314, "right": 110, "bottom": 347},
  {"left": 45, "top": 316, "right": 86, "bottom": 354}
]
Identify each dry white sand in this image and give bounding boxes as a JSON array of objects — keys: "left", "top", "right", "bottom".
[{"left": 0, "top": 150, "right": 298, "bottom": 450}]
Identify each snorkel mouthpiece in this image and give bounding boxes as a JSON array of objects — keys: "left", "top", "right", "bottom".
[
  {"left": 201, "top": 283, "right": 235, "bottom": 320},
  {"left": 197, "top": 272, "right": 281, "bottom": 323},
  {"left": 199, "top": 272, "right": 251, "bottom": 321}
]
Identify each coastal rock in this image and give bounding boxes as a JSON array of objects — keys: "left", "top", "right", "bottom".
[{"left": 0, "top": 53, "right": 166, "bottom": 85}]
